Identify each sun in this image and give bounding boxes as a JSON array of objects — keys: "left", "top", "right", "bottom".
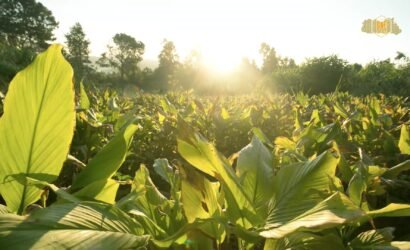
[
  {"left": 199, "top": 41, "right": 242, "bottom": 74},
  {"left": 202, "top": 53, "right": 240, "bottom": 74}
]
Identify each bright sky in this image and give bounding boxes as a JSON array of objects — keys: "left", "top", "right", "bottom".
[{"left": 38, "top": 0, "right": 410, "bottom": 72}]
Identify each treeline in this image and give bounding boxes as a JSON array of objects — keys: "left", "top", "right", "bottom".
[{"left": 1, "top": 0, "right": 410, "bottom": 95}]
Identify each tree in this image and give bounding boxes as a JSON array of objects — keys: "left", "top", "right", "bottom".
[
  {"left": 158, "top": 40, "right": 179, "bottom": 69},
  {"left": 271, "top": 67, "right": 301, "bottom": 92},
  {"left": 65, "top": 23, "right": 91, "bottom": 82},
  {"left": 0, "top": 42, "right": 35, "bottom": 87},
  {"left": 278, "top": 57, "right": 296, "bottom": 69},
  {"left": 356, "top": 59, "right": 406, "bottom": 95},
  {"left": 0, "top": 0, "right": 57, "bottom": 85},
  {"left": 299, "top": 55, "right": 347, "bottom": 94},
  {"left": 259, "top": 43, "right": 279, "bottom": 74},
  {"left": 0, "top": 0, "right": 58, "bottom": 51},
  {"left": 98, "top": 33, "right": 144, "bottom": 84},
  {"left": 153, "top": 40, "right": 180, "bottom": 90}
]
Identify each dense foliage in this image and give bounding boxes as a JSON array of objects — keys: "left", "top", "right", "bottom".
[{"left": 0, "top": 45, "right": 410, "bottom": 249}]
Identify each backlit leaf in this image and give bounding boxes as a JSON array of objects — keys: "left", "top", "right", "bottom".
[{"left": 0, "top": 44, "right": 75, "bottom": 214}]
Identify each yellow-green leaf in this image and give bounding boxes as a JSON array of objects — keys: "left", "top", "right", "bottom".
[
  {"left": 0, "top": 44, "right": 75, "bottom": 214},
  {"left": 383, "top": 160, "right": 410, "bottom": 179},
  {"left": 71, "top": 123, "right": 138, "bottom": 191},
  {"left": 367, "top": 203, "right": 410, "bottom": 218},
  {"left": 237, "top": 136, "right": 274, "bottom": 218},
  {"left": 221, "top": 108, "right": 230, "bottom": 120},
  {"left": 266, "top": 150, "right": 340, "bottom": 227},
  {"left": 274, "top": 136, "right": 296, "bottom": 150},
  {"left": 180, "top": 165, "right": 226, "bottom": 244},
  {"left": 0, "top": 202, "right": 149, "bottom": 249},
  {"left": 79, "top": 81, "right": 90, "bottom": 110},
  {"left": 73, "top": 179, "right": 119, "bottom": 204},
  {"left": 177, "top": 127, "right": 260, "bottom": 228},
  {"left": 261, "top": 192, "right": 364, "bottom": 238},
  {"left": 399, "top": 125, "right": 410, "bottom": 154}
]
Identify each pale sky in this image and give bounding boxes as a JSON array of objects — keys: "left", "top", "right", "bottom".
[{"left": 38, "top": 0, "right": 410, "bottom": 71}]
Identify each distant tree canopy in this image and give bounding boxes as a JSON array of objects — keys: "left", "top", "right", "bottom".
[
  {"left": 299, "top": 55, "right": 347, "bottom": 94},
  {"left": 98, "top": 33, "right": 145, "bottom": 84},
  {"left": 0, "top": 0, "right": 58, "bottom": 51},
  {"left": 353, "top": 59, "right": 410, "bottom": 95},
  {"left": 259, "top": 43, "right": 279, "bottom": 74},
  {"left": 0, "top": 0, "right": 58, "bottom": 87},
  {"left": 256, "top": 43, "right": 410, "bottom": 96},
  {"left": 152, "top": 40, "right": 180, "bottom": 90},
  {"left": 65, "top": 23, "right": 91, "bottom": 83}
]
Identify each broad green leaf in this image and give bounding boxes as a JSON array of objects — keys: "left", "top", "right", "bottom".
[
  {"left": 184, "top": 230, "right": 215, "bottom": 250},
  {"left": 131, "top": 165, "right": 169, "bottom": 217},
  {"left": 71, "top": 123, "right": 138, "bottom": 191},
  {"left": 149, "top": 218, "right": 225, "bottom": 249},
  {"left": 399, "top": 125, "right": 410, "bottom": 154},
  {"left": 13, "top": 176, "right": 80, "bottom": 204},
  {"left": 158, "top": 111, "right": 166, "bottom": 124},
  {"left": 177, "top": 126, "right": 259, "bottom": 228},
  {"left": 79, "top": 81, "right": 90, "bottom": 110},
  {"left": 367, "top": 203, "right": 410, "bottom": 218},
  {"left": 108, "top": 97, "right": 119, "bottom": 110},
  {"left": 348, "top": 163, "right": 368, "bottom": 207},
  {"left": 266, "top": 149, "right": 340, "bottom": 230},
  {"left": 160, "top": 97, "right": 178, "bottom": 114},
  {"left": 264, "top": 231, "right": 345, "bottom": 250},
  {"left": 180, "top": 165, "right": 226, "bottom": 244},
  {"left": 153, "top": 158, "right": 180, "bottom": 200},
  {"left": 261, "top": 192, "right": 364, "bottom": 238},
  {"left": 349, "top": 227, "right": 394, "bottom": 248},
  {"left": 348, "top": 227, "right": 410, "bottom": 250},
  {"left": 0, "top": 44, "right": 75, "bottom": 214},
  {"left": 295, "top": 123, "right": 342, "bottom": 157},
  {"left": 274, "top": 136, "right": 296, "bottom": 150},
  {"left": 251, "top": 127, "right": 273, "bottom": 147},
  {"left": 383, "top": 160, "right": 410, "bottom": 179},
  {"left": 118, "top": 165, "right": 185, "bottom": 239},
  {"left": 370, "top": 97, "right": 382, "bottom": 114},
  {"left": 334, "top": 101, "right": 349, "bottom": 119},
  {"left": 389, "top": 242, "right": 410, "bottom": 249},
  {"left": 294, "top": 108, "right": 303, "bottom": 130},
  {"left": 0, "top": 204, "right": 9, "bottom": 214},
  {"left": 221, "top": 107, "right": 230, "bottom": 119},
  {"left": 0, "top": 202, "right": 149, "bottom": 249},
  {"left": 73, "top": 179, "right": 119, "bottom": 204},
  {"left": 114, "top": 109, "right": 140, "bottom": 132},
  {"left": 153, "top": 159, "right": 174, "bottom": 185},
  {"left": 369, "top": 107, "right": 381, "bottom": 126},
  {"left": 309, "top": 123, "right": 342, "bottom": 145},
  {"left": 237, "top": 136, "right": 274, "bottom": 218},
  {"left": 383, "top": 130, "right": 399, "bottom": 155},
  {"left": 125, "top": 207, "right": 168, "bottom": 238},
  {"left": 333, "top": 142, "right": 354, "bottom": 182}
]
